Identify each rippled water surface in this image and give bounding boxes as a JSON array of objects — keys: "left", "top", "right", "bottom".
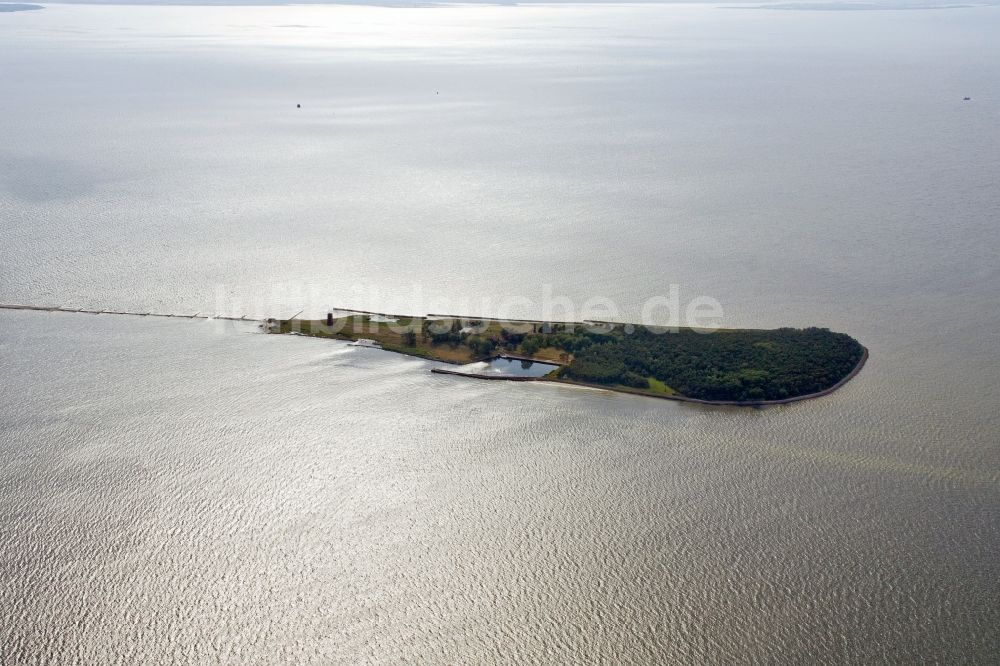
[{"left": 1, "top": 3, "right": 999, "bottom": 663}]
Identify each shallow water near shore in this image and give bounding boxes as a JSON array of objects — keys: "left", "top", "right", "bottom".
[{"left": 1, "top": 2, "right": 999, "bottom": 663}]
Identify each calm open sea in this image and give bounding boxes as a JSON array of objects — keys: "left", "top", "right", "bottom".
[{"left": 1, "top": 3, "right": 998, "bottom": 663}]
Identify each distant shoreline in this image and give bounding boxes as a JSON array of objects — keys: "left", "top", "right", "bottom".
[{"left": 0, "top": 4, "right": 43, "bottom": 12}]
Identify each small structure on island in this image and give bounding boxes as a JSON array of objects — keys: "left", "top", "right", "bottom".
[{"left": 326, "top": 312, "right": 334, "bottom": 326}]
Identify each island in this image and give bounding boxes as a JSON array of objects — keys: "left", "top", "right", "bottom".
[{"left": 270, "top": 312, "right": 867, "bottom": 406}]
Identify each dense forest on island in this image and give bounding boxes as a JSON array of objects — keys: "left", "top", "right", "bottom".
[{"left": 552, "top": 326, "right": 864, "bottom": 401}]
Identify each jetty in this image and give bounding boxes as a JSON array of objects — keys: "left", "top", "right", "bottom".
[{"left": 0, "top": 303, "right": 260, "bottom": 322}]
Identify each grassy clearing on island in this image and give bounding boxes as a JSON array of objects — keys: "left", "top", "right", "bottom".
[{"left": 645, "top": 377, "right": 675, "bottom": 395}]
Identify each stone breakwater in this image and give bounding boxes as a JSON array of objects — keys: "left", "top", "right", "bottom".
[{"left": 0, "top": 303, "right": 259, "bottom": 322}]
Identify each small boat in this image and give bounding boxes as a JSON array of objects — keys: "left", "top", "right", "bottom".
[
  {"left": 350, "top": 338, "right": 382, "bottom": 348},
  {"left": 963, "top": 97, "right": 971, "bottom": 101}
]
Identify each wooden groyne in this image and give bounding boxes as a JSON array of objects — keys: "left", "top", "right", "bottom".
[
  {"left": 328, "top": 307, "right": 415, "bottom": 320},
  {"left": 0, "top": 303, "right": 261, "bottom": 322}
]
